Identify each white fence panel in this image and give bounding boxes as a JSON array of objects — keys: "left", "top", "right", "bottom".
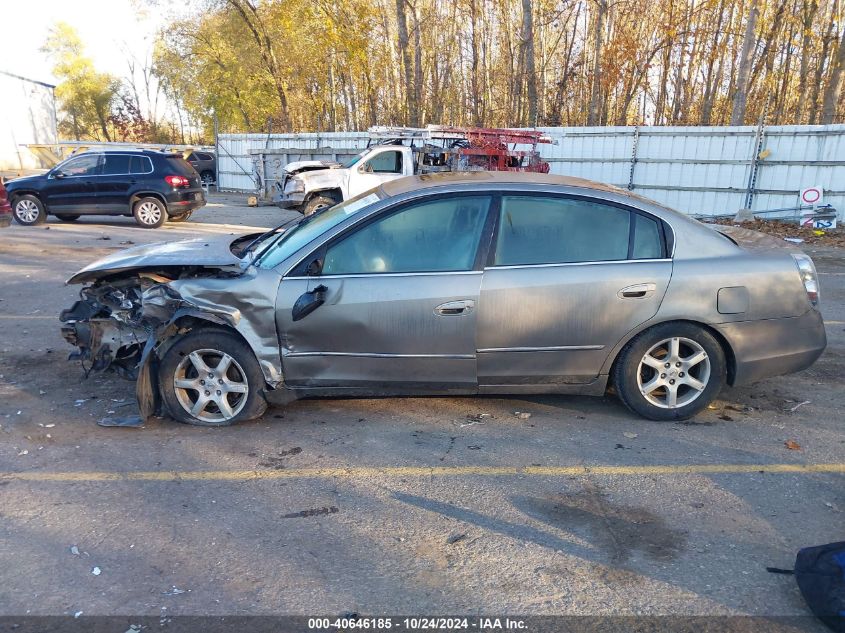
[{"left": 219, "top": 125, "right": 845, "bottom": 219}]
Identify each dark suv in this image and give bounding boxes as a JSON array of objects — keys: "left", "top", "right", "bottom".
[
  {"left": 186, "top": 151, "right": 216, "bottom": 186},
  {"left": 6, "top": 150, "right": 206, "bottom": 229}
]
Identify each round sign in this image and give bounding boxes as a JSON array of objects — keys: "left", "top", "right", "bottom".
[{"left": 801, "top": 187, "right": 821, "bottom": 204}]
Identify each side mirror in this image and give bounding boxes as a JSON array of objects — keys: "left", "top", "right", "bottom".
[
  {"left": 292, "top": 284, "right": 327, "bottom": 322},
  {"left": 52, "top": 170, "right": 66, "bottom": 179},
  {"left": 360, "top": 163, "right": 373, "bottom": 174},
  {"left": 306, "top": 258, "right": 323, "bottom": 276}
]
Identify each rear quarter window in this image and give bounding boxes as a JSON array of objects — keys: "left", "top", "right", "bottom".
[
  {"left": 165, "top": 156, "right": 199, "bottom": 175},
  {"left": 129, "top": 156, "right": 153, "bottom": 174}
]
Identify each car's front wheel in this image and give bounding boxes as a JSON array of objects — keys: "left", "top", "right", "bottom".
[
  {"left": 613, "top": 322, "right": 726, "bottom": 421},
  {"left": 303, "top": 195, "right": 337, "bottom": 216},
  {"left": 12, "top": 195, "right": 47, "bottom": 226},
  {"left": 158, "top": 329, "right": 268, "bottom": 426},
  {"left": 133, "top": 197, "right": 167, "bottom": 228}
]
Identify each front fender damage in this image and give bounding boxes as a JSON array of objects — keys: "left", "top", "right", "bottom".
[{"left": 60, "top": 268, "right": 283, "bottom": 421}]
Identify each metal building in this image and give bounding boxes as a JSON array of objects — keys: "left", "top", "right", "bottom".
[
  {"left": 0, "top": 70, "right": 58, "bottom": 175},
  {"left": 218, "top": 125, "right": 845, "bottom": 219}
]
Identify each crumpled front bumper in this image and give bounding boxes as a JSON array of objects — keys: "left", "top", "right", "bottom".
[{"left": 272, "top": 190, "right": 305, "bottom": 209}]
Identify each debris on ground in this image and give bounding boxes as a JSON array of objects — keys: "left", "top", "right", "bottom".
[
  {"left": 725, "top": 404, "right": 755, "bottom": 413},
  {"left": 785, "top": 400, "right": 811, "bottom": 412},
  {"left": 623, "top": 432, "right": 638, "bottom": 439},
  {"left": 162, "top": 586, "right": 187, "bottom": 596},
  {"left": 785, "top": 440, "right": 802, "bottom": 450},
  {"left": 718, "top": 414, "right": 734, "bottom": 421},
  {"left": 97, "top": 416, "right": 144, "bottom": 428},
  {"left": 91, "top": 566, "right": 101, "bottom": 576},
  {"left": 282, "top": 506, "right": 339, "bottom": 519},
  {"left": 17, "top": 450, "right": 28, "bottom": 456},
  {"left": 70, "top": 546, "right": 79, "bottom": 556},
  {"left": 514, "top": 412, "right": 532, "bottom": 419},
  {"left": 446, "top": 532, "right": 467, "bottom": 545},
  {"left": 706, "top": 218, "right": 845, "bottom": 247},
  {"left": 460, "top": 413, "right": 491, "bottom": 427}
]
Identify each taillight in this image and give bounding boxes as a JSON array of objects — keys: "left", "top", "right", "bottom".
[
  {"left": 165, "top": 175, "right": 190, "bottom": 188},
  {"left": 792, "top": 253, "right": 820, "bottom": 307}
]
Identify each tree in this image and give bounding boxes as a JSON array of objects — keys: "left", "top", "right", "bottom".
[
  {"left": 730, "top": 0, "right": 760, "bottom": 125},
  {"left": 821, "top": 26, "right": 845, "bottom": 124},
  {"left": 42, "top": 22, "right": 121, "bottom": 141}
]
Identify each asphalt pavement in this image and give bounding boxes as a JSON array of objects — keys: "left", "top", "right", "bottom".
[{"left": 0, "top": 193, "right": 843, "bottom": 629}]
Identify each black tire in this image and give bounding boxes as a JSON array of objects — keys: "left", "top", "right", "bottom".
[
  {"left": 200, "top": 170, "right": 215, "bottom": 186},
  {"left": 303, "top": 195, "right": 337, "bottom": 216},
  {"left": 613, "top": 322, "right": 726, "bottom": 421},
  {"left": 12, "top": 194, "right": 47, "bottom": 226},
  {"left": 158, "top": 328, "right": 267, "bottom": 426},
  {"left": 55, "top": 214, "right": 80, "bottom": 222},
  {"left": 168, "top": 211, "right": 192, "bottom": 223},
  {"left": 133, "top": 197, "right": 167, "bottom": 228}
]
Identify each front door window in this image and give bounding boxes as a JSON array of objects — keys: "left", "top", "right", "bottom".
[{"left": 322, "top": 196, "right": 491, "bottom": 275}]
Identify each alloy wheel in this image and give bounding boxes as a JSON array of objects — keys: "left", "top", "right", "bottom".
[
  {"left": 15, "top": 199, "right": 40, "bottom": 223},
  {"left": 173, "top": 349, "right": 249, "bottom": 423},
  {"left": 636, "top": 336, "right": 711, "bottom": 409},
  {"left": 136, "top": 201, "right": 162, "bottom": 225}
]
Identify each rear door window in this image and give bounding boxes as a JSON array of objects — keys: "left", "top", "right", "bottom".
[
  {"left": 493, "top": 196, "right": 664, "bottom": 266},
  {"left": 102, "top": 155, "right": 131, "bottom": 175}
]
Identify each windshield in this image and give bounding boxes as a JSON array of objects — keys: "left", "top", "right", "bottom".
[
  {"left": 341, "top": 151, "right": 367, "bottom": 169},
  {"left": 256, "top": 191, "right": 383, "bottom": 269}
]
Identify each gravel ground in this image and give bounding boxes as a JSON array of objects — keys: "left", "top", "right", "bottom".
[{"left": 0, "top": 194, "right": 842, "bottom": 629}]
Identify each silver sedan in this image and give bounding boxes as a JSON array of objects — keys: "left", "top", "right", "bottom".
[{"left": 60, "top": 172, "right": 826, "bottom": 425}]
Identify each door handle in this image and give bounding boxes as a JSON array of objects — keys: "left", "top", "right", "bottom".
[
  {"left": 618, "top": 283, "right": 657, "bottom": 299},
  {"left": 434, "top": 300, "right": 475, "bottom": 316}
]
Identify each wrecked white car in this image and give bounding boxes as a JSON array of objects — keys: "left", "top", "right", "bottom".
[{"left": 61, "top": 173, "right": 826, "bottom": 426}]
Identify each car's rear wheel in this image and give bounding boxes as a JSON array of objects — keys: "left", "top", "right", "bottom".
[
  {"left": 12, "top": 195, "right": 46, "bottom": 226},
  {"left": 200, "top": 170, "right": 215, "bottom": 187},
  {"left": 169, "top": 211, "right": 192, "bottom": 223},
  {"left": 55, "top": 214, "right": 80, "bottom": 222},
  {"left": 133, "top": 197, "right": 167, "bottom": 228},
  {"left": 303, "top": 195, "right": 337, "bottom": 216},
  {"left": 613, "top": 322, "right": 726, "bottom": 421},
  {"left": 158, "top": 329, "right": 267, "bottom": 426}
]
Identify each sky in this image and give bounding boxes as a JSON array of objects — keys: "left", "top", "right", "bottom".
[{"left": 2, "top": 0, "right": 173, "bottom": 86}]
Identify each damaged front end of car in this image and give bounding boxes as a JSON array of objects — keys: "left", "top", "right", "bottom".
[{"left": 59, "top": 236, "right": 286, "bottom": 421}]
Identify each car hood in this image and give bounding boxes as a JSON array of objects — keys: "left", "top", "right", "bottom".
[
  {"left": 284, "top": 160, "right": 342, "bottom": 174},
  {"left": 6, "top": 173, "right": 46, "bottom": 188},
  {"left": 67, "top": 234, "right": 250, "bottom": 284}
]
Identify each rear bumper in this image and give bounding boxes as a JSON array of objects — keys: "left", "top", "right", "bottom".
[
  {"left": 166, "top": 190, "right": 206, "bottom": 212},
  {"left": 717, "top": 309, "right": 827, "bottom": 386}
]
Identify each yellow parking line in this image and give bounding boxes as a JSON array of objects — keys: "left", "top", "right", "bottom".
[{"left": 2, "top": 463, "right": 845, "bottom": 483}]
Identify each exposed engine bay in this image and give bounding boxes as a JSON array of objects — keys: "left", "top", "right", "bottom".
[{"left": 59, "top": 233, "right": 287, "bottom": 421}]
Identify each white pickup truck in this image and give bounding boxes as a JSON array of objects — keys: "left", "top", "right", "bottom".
[
  {"left": 274, "top": 144, "right": 417, "bottom": 215},
  {"left": 273, "top": 127, "right": 553, "bottom": 215}
]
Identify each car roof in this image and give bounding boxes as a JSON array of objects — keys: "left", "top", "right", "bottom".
[
  {"left": 380, "top": 171, "right": 628, "bottom": 197},
  {"left": 380, "top": 170, "right": 691, "bottom": 216}
]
